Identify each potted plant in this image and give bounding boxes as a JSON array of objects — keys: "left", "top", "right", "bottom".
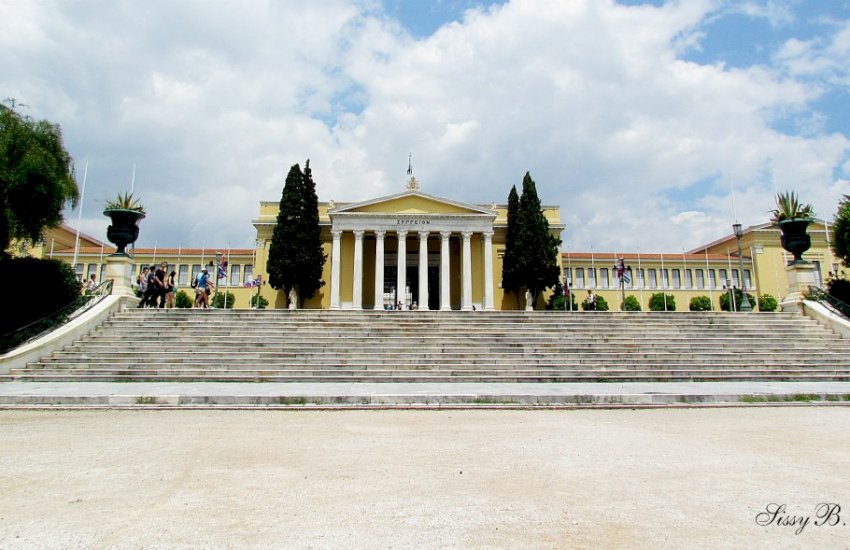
[
  {"left": 103, "top": 192, "right": 146, "bottom": 255},
  {"left": 770, "top": 191, "right": 815, "bottom": 265}
]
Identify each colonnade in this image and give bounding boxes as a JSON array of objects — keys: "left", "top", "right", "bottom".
[{"left": 329, "top": 229, "right": 495, "bottom": 311}]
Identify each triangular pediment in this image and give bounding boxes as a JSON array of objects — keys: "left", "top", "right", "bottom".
[{"left": 330, "top": 191, "right": 494, "bottom": 216}]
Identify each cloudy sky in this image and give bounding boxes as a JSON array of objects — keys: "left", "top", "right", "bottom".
[{"left": 3, "top": 0, "right": 849, "bottom": 253}]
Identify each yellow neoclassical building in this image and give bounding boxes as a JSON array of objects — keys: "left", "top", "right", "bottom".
[
  {"left": 562, "top": 220, "right": 838, "bottom": 311},
  {"left": 252, "top": 179, "right": 566, "bottom": 310}
]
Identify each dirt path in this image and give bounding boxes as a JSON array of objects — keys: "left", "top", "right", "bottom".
[{"left": 0, "top": 408, "right": 848, "bottom": 549}]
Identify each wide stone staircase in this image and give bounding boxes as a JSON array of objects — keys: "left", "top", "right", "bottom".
[{"left": 9, "top": 309, "right": 850, "bottom": 383}]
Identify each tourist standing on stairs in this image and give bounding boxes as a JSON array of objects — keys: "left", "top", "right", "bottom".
[{"left": 586, "top": 290, "right": 596, "bottom": 311}]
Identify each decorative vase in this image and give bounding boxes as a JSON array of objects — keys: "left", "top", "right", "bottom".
[
  {"left": 104, "top": 208, "right": 145, "bottom": 256},
  {"left": 777, "top": 219, "right": 812, "bottom": 265}
]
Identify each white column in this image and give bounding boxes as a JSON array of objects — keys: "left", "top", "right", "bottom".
[
  {"left": 396, "top": 230, "right": 407, "bottom": 309},
  {"left": 440, "top": 231, "right": 451, "bottom": 310},
  {"left": 418, "top": 231, "right": 429, "bottom": 310},
  {"left": 461, "top": 231, "right": 473, "bottom": 311},
  {"left": 352, "top": 230, "right": 364, "bottom": 310},
  {"left": 330, "top": 229, "right": 342, "bottom": 310},
  {"left": 482, "top": 231, "right": 495, "bottom": 310},
  {"left": 374, "top": 230, "right": 385, "bottom": 310}
]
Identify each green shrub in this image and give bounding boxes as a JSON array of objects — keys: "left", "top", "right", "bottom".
[
  {"left": 581, "top": 294, "right": 609, "bottom": 311},
  {"left": 758, "top": 293, "right": 778, "bottom": 312},
  {"left": 546, "top": 282, "right": 578, "bottom": 310},
  {"left": 212, "top": 291, "right": 236, "bottom": 309},
  {"left": 719, "top": 288, "right": 756, "bottom": 311},
  {"left": 649, "top": 292, "right": 676, "bottom": 311},
  {"left": 623, "top": 295, "right": 641, "bottom": 311},
  {"left": 250, "top": 294, "right": 269, "bottom": 309},
  {"left": 1, "top": 257, "right": 82, "bottom": 335},
  {"left": 689, "top": 295, "right": 712, "bottom": 311},
  {"left": 175, "top": 290, "right": 193, "bottom": 308}
]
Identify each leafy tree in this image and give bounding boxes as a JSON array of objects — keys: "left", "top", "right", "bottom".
[
  {"left": 0, "top": 101, "right": 79, "bottom": 256},
  {"left": 623, "top": 295, "right": 641, "bottom": 311},
  {"left": 827, "top": 278, "right": 850, "bottom": 305},
  {"left": 266, "top": 160, "right": 327, "bottom": 307},
  {"left": 719, "top": 288, "right": 756, "bottom": 311},
  {"left": 758, "top": 293, "right": 778, "bottom": 312},
  {"left": 831, "top": 187, "right": 850, "bottom": 267},
  {"left": 689, "top": 295, "right": 712, "bottom": 311},
  {"left": 649, "top": 292, "right": 676, "bottom": 311},
  {"left": 501, "top": 185, "right": 521, "bottom": 306},
  {"left": 514, "top": 172, "right": 561, "bottom": 307},
  {"left": 212, "top": 291, "right": 236, "bottom": 309}
]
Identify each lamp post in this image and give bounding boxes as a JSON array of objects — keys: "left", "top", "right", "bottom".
[{"left": 732, "top": 224, "right": 752, "bottom": 312}]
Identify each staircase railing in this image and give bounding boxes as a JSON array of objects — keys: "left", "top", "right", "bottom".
[
  {"left": 805, "top": 286, "right": 850, "bottom": 319},
  {"left": 0, "top": 279, "right": 114, "bottom": 353}
]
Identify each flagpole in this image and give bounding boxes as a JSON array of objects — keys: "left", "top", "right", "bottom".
[
  {"left": 72, "top": 160, "right": 88, "bottom": 273},
  {"left": 705, "top": 249, "right": 713, "bottom": 310},
  {"left": 637, "top": 249, "right": 643, "bottom": 308}
]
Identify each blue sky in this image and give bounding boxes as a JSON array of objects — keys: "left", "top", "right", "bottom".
[{"left": 2, "top": 0, "right": 849, "bottom": 252}]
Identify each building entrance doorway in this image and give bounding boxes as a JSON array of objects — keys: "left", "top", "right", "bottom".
[{"left": 383, "top": 265, "right": 440, "bottom": 310}]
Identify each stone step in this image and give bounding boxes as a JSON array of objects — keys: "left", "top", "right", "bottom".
[{"left": 11, "top": 373, "right": 850, "bottom": 383}]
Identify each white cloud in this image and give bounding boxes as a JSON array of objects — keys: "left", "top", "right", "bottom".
[{"left": 1, "top": 0, "right": 848, "bottom": 254}]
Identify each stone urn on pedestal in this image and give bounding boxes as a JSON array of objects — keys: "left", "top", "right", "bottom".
[
  {"left": 103, "top": 193, "right": 146, "bottom": 297},
  {"left": 771, "top": 191, "right": 816, "bottom": 311}
]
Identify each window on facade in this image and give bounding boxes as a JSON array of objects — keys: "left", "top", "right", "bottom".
[
  {"left": 672, "top": 269, "right": 681, "bottom": 289},
  {"left": 637, "top": 268, "right": 645, "bottom": 288},
  {"left": 99, "top": 264, "right": 107, "bottom": 284},
  {"left": 587, "top": 268, "right": 596, "bottom": 288},
  {"left": 648, "top": 269, "right": 657, "bottom": 289},
  {"left": 191, "top": 264, "right": 201, "bottom": 283},
  {"left": 708, "top": 269, "right": 716, "bottom": 289},
  {"left": 74, "top": 263, "right": 84, "bottom": 280},
  {"left": 230, "top": 264, "right": 241, "bottom": 286},
  {"left": 179, "top": 265, "right": 189, "bottom": 285},
  {"left": 600, "top": 268, "right": 609, "bottom": 289},
  {"left": 695, "top": 269, "right": 704, "bottom": 289},
  {"left": 575, "top": 268, "right": 585, "bottom": 288},
  {"left": 244, "top": 265, "right": 254, "bottom": 285},
  {"left": 87, "top": 264, "right": 97, "bottom": 279},
  {"left": 812, "top": 261, "right": 822, "bottom": 287},
  {"left": 563, "top": 267, "right": 572, "bottom": 287},
  {"left": 719, "top": 269, "right": 728, "bottom": 287},
  {"left": 661, "top": 269, "right": 669, "bottom": 289},
  {"left": 744, "top": 269, "right": 752, "bottom": 289},
  {"left": 732, "top": 269, "right": 740, "bottom": 288},
  {"left": 684, "top": 269, "right": 693, "bottom": 289}
]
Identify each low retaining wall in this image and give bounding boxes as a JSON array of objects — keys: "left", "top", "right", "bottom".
[
  {"left": 0, "top": 295, "right": 135, "bottom": 375},
  {"left": 801, "top": 300, "right": 850, "bottom": 339}
]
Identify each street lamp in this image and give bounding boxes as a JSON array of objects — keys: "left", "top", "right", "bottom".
[{"left": 732, "top": 223, "right": 752, "bottom": 312}]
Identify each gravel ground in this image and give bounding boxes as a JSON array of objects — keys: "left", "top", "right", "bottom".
[{"left": 0, "top": 408, "right": 847, "bottom": 549}]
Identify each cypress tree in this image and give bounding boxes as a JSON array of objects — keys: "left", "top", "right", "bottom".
[
  {"left": 514, "top": 172, "right": 561, "bottom": 307},
  {"left": 501, "top": 185, "right": 520, "bottom": 307},
  {"left": 266, "top": 160, "right": 326, "bottom": 307}
]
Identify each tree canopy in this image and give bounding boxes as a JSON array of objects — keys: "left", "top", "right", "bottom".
[
  {"left": 832, "top": 186, "right": 850, "bottom": 268},
  {"left": 0, "top": 101, "right": 78, "bottom": 256},
  {"left": 513, "top": 172, "right": 561, "bottom": 305},
  {"left": 266, "top": 160, "right": 326, "bottom": 305}
]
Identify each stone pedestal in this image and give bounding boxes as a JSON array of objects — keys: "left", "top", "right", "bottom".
[
  {"left": 781, "top": 262, "right": 817, "bottom": 313},
  {"left": 105, "top": 254, "right": 135, "bottom": 297}
]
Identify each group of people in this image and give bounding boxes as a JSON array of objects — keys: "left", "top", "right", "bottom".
[
  {"left": 136, "top": 262, "right": 177, "bottom": 308},
  {"left": 135, "top": 263, "right": 216, "bottom": 309}
]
